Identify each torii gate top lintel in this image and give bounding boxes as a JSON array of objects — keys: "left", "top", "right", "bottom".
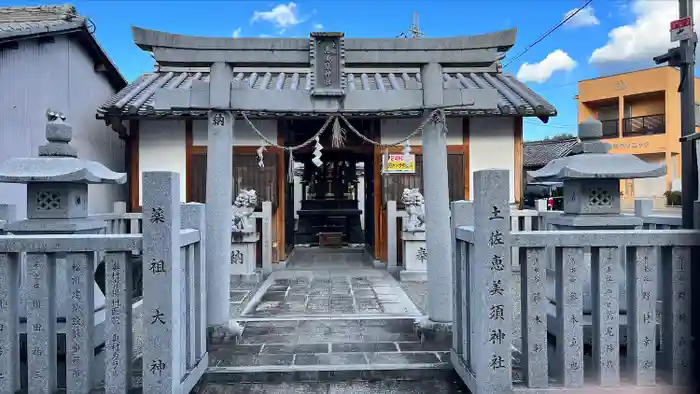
[{"left": 131, "top": 26, "right": 517, "bottom": 67}]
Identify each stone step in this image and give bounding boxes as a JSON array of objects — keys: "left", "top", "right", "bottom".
[
  {"left": 235, "top": 318, "right": 423, "bottom": 344},
  {"left": 205, "top": 350, "right": 451, "bottom": 384},
  {"left": 205, "top": 317, "right": 451, "bottom": 384},
  {"left": 197, "top": 374, "right": 470, "bottom": 393}
]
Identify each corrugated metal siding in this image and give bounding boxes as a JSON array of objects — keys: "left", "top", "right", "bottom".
[{"left": 0, "top": 36, "right": 125, "bottom": 218}]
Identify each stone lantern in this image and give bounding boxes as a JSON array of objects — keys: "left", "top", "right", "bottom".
[
  {"left": 527, "top": 118, "right": 665, "bottom": 345},
  {"left": 0, "top": 109, "right": 126, "bottom": 355}
]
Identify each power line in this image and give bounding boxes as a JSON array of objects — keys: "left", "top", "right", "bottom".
[
  {"left": 503, "top": 0, "right": 593, "bottom": 68},
  {"left": 530, "top": 81, "right": 578, "bottom": 91},
  {"left": 524, "top": 120, "right": 577, "bottom": 129}
]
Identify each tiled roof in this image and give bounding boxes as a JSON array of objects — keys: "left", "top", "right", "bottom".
[
  {"left": 0, "top": 5, "right": 84, "bottom": 41},
  {"left": 97, "top": 69, "right": 558, "bottom": 119},
  {"left": 523, "top": 138, "right": 579, "bottom": 168},
  {"left": 0, "top": 4, "right": 126, "bottom": 90}
]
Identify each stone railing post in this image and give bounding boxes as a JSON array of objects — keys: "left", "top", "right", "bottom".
[
  {"left": 0, "top": 203, "right": 16, "bottom": 225},
  {"left": 471, "top": 169, "right": 512, "bottom": 392},
  {"left": 0, "top": 204, "right": 19, "bottom": 393},
  {"left": 181, "top": 203, "right": 206, "bottom": 370},
  {"left": 261, "top": 201, "right": 272, "bottom": 275},
  {"left": 142, "top": 171, "right": 182, "bottom": 391},
  {"left": 634, "top": 198, "right": 653, "bottom": 217},
  {"left": 386, "top": 201, "right": 398, "bottom": 271},
  {"left": 113, "top": 201, "right": 127, "bottom": 214},
  {"left": 450, "top": 200, "right": 472, "bottom": 357}
]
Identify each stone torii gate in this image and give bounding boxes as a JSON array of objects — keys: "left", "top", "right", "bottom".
[{"left": 133, "top": 27, "right": 514, "bottom": 332}]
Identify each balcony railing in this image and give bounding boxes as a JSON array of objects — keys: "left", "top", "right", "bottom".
[
  {"left": 623, "top": 114, "right": 665, "bottom": 137},
  {"left": 600, "top": 119, "right": 619, "bottom": 138}
]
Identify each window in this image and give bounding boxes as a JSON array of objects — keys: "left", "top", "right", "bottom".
[{"left": 597, "top": 105, "right": 619, "bottom": 121}]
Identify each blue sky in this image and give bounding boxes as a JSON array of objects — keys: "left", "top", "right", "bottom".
[{"left": 6, "top": 0, "right": 693, "bottom": 141}]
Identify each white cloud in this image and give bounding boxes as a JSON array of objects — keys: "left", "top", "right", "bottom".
[
  {"left": 517, "top": 50, "right": 577, "bottom": 83},
  {"left": 590, "top": 0, "right": 700, "bottom": 64},
  {"left": 313, "top": 23, "right": 323, "bottom": 31},
  {"left": 564, "top": 7, "right": 600, "bottom": 28},
  {"left": 251, "top": 3, "right": 301, "bottom": 28},
  {"left": 232, "top": 27, "right": 242, "bottom": 38}
]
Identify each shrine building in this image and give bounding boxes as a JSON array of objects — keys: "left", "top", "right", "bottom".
[{"left": 96, "top": 26, "right": 557, "bottom": 264}]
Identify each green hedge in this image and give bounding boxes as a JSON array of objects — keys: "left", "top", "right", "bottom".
[{"left": 664, "top": 190, "right": 682, "bottom": 206}]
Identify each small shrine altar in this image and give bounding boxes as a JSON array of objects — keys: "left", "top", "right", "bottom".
[{"left": 295, "top": 153, "right": 364, "bottom": 246}]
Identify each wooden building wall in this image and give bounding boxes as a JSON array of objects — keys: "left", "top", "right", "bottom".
[{"left": 128, "top": 116, "right": 524, "bottom": 265}]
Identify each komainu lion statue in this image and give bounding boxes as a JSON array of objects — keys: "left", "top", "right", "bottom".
[
  {"left": 232, "top": 189, "right": 258, "bottom": 232},
  {"left": 401, "top": 188, "right": 425, "bottom": 232}
]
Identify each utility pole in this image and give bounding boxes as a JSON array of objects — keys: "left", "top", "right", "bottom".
[
  {"left": 654, "top": 0, "right": 699, "bottom": 383},
  {"left": 678, "top": 0, "right": 698, "bottom": 229},
  {"left": 654, "top": 0, "right": 698, "bottom": 228}
]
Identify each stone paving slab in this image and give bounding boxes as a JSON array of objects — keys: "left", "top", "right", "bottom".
[{"left": 242, "top": 270, "right": 421, "bottom": 318}]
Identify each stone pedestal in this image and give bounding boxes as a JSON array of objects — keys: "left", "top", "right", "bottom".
[
  {"left": 231, "top": 232, "right": 261, "bottom": 283},
  {"left": 399, "top": 231, "right": 427, "bottom": 282}
]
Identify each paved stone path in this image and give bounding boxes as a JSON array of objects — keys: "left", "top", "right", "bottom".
[
  {"left": 241, "top": 270, "right": 421, "bottom": 318},
  {"left": 206, "top": 247, "right": 451, "bottom": 388}
]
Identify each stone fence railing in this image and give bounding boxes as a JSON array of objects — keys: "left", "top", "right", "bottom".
[
  {"left": 451, "top": 169, "right": 696, "bottom": 393},
  {"left": 91, "top": 202, "right": 143, "bottom": 236},
  {"left": 92, "top": 200, "right": 274, "bottom": 275},
  {"left": 386, "top": 198, "right": 683, "bottom": 271},
  {"left": 0, "top": 172, "right": 208, "bottom": 393}
]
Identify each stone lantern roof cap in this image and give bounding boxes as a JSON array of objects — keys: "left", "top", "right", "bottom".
[
  {"left": 0, "top": 109, "right": 127, "bottom": 184},
  {"left": 526, "top": 118, "right": 666, "bottom": 182}
]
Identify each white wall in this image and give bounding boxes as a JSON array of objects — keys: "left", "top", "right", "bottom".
[
  {"left": 633, "top": 153, "right": 666, "bottom": 198},
  {"left": 138, "top": 120, "right": 187, "bottom": 203},
  {"left": 0, "top": 36, "right": 126, "bottom": 217},
  {"left": 192, "top": 119, "right": 277, "bottom": 146},
  {"left": 380, "top": 117, "right": 463, "bottom": 145},
  {"left": 468, "top": 117, "right": 516, "bottom": 202}
]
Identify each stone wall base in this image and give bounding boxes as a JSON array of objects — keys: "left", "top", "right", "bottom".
[
  {"left": 415, "top": 318, "right": 452, "bottom": 344},
  {"left": 231, "top": 271, "right": 262, "bottom": 284},
  {"left": 207, "top": 322, "right": 243, "bottom": 346},
  {"left": 399, "top": 270, "right": 427, "bottom": 282}
]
